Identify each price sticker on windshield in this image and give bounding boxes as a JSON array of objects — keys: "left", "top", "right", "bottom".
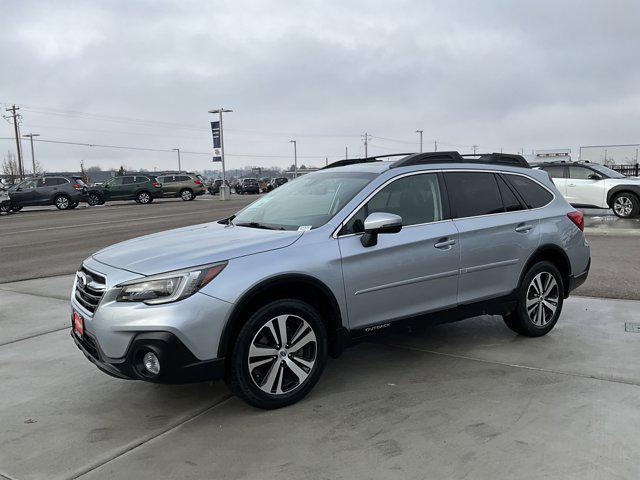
[{"left": 297, "top": 226, "right": 312, "bottom": 231}]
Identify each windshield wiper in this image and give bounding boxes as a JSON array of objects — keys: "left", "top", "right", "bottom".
[{"left": 234, "top": 221, "right": 285, "bottom": 231}]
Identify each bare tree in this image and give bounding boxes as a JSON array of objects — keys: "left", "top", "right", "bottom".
[{"left": 2, "top": 151, "right": 20, "bottom": 184}]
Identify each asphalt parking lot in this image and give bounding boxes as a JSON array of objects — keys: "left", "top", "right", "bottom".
[{"left": 1, "top": 200, "right": 640, "bottom": 479}]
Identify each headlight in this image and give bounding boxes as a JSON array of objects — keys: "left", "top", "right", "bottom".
[{"left": 116, "top": 262, "right": 227, "bottom": 305}]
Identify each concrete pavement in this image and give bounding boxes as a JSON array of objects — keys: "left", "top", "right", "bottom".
[{"left": 1, "top": 276, "right": 639, "bottom": 479}]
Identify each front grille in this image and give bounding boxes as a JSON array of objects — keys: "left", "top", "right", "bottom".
[{"left": 74, "top": 266, "right": 106, "bottom": 314}]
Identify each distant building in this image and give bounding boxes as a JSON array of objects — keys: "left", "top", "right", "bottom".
[{"left": 523, "top": 148, "right": 571, "bottom": 164}]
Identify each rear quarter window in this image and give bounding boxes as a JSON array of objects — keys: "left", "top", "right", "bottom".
[{"left": 504, "top": 174, "right": 554, "bottom": 209}]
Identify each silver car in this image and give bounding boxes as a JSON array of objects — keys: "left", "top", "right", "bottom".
[{"left": 71, "top": 152, "right": 591, "bottom": 409}]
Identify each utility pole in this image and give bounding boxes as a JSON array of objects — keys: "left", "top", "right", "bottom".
[
  {"left": 208, "top": 108, "right": 233, "bottom": 200},
  {"left": 5, "top": 105, "right": 24, "bottom": 179},
  {"left": 325, "top": 157, "right": 328, "bottom": 166},
  {"left": 23, "top": 133, "right": 40, "bottom": 174},
  {"left": 362, "top": 133, "right": 371, "bottom": 158},
  {"left": 172, "top": 148, "right": 182, "bottom": 172},
  {"left": 289, "top": 140, "right": 298, "bottom": 178},
  {"left": 472, "top": 145, "right": 478, "bottom": 155},
  {"left": 434, "top": 140, "right": 438, "bottom": 152},
  {"left": 415, "top": 130, "right": 423, "bottom": 152},
  {"left": 345, "top": 146, "right": 348, "bottom": 159}
]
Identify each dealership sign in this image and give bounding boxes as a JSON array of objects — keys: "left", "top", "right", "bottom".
[{"left": 211, "top": 121, "right": 222, "bottom": 162}]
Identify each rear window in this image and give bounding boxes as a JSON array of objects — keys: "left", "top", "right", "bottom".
[
  {"left": 504, "top": 174, "right": 553, "bottom": 209},
  {"left": 445, "top": 172, "right": 504, "bottom": 218},
  {"left": 177, "top": 175, "right": 191, "bottom": 182}
]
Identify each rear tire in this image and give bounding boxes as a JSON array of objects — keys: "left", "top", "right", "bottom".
[
  {"left": 54, "top": 194, "right": 71, "bottom": 210},
  {"left": 226, "top": 299, "right": 328, "bottom": 410},
  {"left": 0, "top": 203, "right": 12, "bottom": 214},
  {"left": 179, "top": 189, "right": 194, "bottom": 201},
  {"left": 69, "top": 201, "right": 79, "bottom": 209},
  {"left": 612, "top": 192, "right": 640, "bottom": 218},
  {"left": 11, "top": 205, "right": 23, "bottom": 212},
  {"left": 137, "top": 191, "right": 152, "bottom": 204},
  {"left": 503, "top": 261, "right": 564, "bottom": 337}
]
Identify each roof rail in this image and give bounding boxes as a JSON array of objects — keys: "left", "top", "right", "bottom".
[
  {"left": 391, "top": 151, "right": 530, "bottom": 169},
  {"left": 322, "top": 153, "right": 413, "bottom": 169}
]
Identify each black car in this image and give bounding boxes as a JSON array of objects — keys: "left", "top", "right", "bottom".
[
  {"left": 87, "top": 174, "right": 163, "bottom": 205},
  {"left": 207, "top": 178, "right": 229, "bottom": 195},
  {"left": 268, "top": 177, "right": 288, "bottom": 191},
  {"left": 235, "top": 178, "right": 260, "bottom": 195},
  {"left": 5, "top": 175, "right": 88, "bottom": 211}
]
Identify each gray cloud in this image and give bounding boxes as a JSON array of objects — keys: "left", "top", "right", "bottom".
[{"left": 1, "top": 0, "right": 639, "bottom": 172}]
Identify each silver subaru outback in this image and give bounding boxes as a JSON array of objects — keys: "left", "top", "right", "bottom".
[{"left": 71, "top": 152, "right": 590, "bottom": 409}]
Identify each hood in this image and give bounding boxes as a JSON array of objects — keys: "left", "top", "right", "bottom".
[{"left": 92, "top": 221, "right": 303, "bottom": 276}]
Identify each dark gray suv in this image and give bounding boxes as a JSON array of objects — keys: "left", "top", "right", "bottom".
[
  {"left": 6, "top": 175, "right": 88, "bottom": 211},
  {"left": 71, "top": 152, "right": 590, "bottom": 409}
]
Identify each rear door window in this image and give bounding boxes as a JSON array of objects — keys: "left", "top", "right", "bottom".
[
  {"left": 504, "top": 174, "right": 554, "bottom": 209},
  {"left": 122, "top": 176, "right": 135, "bottom": 184},
  {"left": 568, "top": 166, "right": 593, "bottom": 180},
  {"left": 542, "top": 165, "right": 565, "bottom": 178},
  {"left": 445, "top": 172, "right": 504, "bottom": 218},
  {"left": 135, "top": 176, "right": 149, "bottom": 183}
]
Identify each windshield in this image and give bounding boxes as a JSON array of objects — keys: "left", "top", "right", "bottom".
[
  {"left": 233, "top": 171, "right": 377, "bottom": 230},
  {"left": 589, "top": 164, "right": 625, "bottom": 179}
]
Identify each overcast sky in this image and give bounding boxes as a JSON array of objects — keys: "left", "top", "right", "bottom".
[{"left": 1, "top": 0, "right": 639, "bottom": 173}]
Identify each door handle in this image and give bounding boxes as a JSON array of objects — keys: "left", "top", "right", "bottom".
[
  {"left": 434, "top": 238, "right": 456, "bottom": 249},
  {"left": 568, "top": 183, "right": 576, "bottom": 187},
  {"left": 515, "top": 224, "right": 534, "bottom": 233}
]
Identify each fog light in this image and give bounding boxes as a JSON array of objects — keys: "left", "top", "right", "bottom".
[{"left": 143, "top": 352, "right": 160, "bottom": 375}]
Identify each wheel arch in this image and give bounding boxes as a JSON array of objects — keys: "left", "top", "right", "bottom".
[
  {"left": 606, "top": 185, "right": 640, "bottom": 207},
  {"left": 519, "top": 244, "right": 572, "bottom": 298},
  {"left": 218, "top": 273, "right": 346, "bottom": 361}
]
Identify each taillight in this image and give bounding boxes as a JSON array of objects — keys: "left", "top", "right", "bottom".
[
  {"left": 72, "top": 183, "right": 82, "bottom": 190},
  {"left": 194, "top": 179, "right": 202, "bottom": 185},
  {"left": 152, "top": 181, "right": 161, "bottom": 187},
  {"left": 567, "top": 211, "right": 584, "bottom": 231}
]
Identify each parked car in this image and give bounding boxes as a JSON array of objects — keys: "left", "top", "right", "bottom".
[
  {"left": 156, "top": 173, "right": 205, "bottom": 201},
  {"left": 535, "top": 161, "right": 640, "bottom": 218},
  {"left": 267, "top": 177, "right": 288, "bottom": 191},
  {"left": 87, "top": 174, "right": 162, "bottom": 205},
  {"left": 0, "top": 184, "right": 11, "bottom": 214},
  {"left": 4, "top": 175, "right": 88, "bottom": 211},
  {"left": 208, "top": 179, "right": 229, "bottom": 195},
  {"left": 235, "top": 178, "right": 260, "bottom": 194},
  {"left": 71, "top": 151, "right": 590, "bottom": 409}
]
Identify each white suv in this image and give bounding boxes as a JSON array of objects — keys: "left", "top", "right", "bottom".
[{"left": 536, "top": 161, "right": 640, "bottom": 218}]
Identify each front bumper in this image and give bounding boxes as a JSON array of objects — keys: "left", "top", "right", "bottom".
[{"left": 72, "top": 328, "right": 226, "bottom": 383}]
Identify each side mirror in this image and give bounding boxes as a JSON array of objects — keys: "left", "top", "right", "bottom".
[
  {"left": 360, "top": 212, "right": 402, "bottom": 247},
  {"left": 588, "top": 174, "right": 601, "bottom": 181}
]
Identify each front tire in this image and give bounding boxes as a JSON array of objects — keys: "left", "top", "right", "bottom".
[
  {"left": 54, "top": 194, "right": 71, "bottom": 210},
  {"left": 87, "top": 193, "right": 103, "bottom": 206},
  {"left": 612, "top": 192, "right": 640, "bottom": 218},
  {"left": 69, "top": 201, "right": 79, "bottom": 209},
  {"left": 227, "top": 299, "right": 328, "bottom": 409},
  {"left": 503, "top": 261, "right": 564, "bottom": 337}
]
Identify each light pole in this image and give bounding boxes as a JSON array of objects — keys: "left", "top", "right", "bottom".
[
  {"left": 290, "top": 140, "right": 298, "bottom": 178},
  {"left": 208, "top": 108, "right": 233, "bottom": 199},
  {"left": 415, "top": 130, "right": 423, "bottom": 153},
  {"left": 23, "top": 133, "right": 40, "bottom": 175},
  {"left": 172, "top": 148, "right": 181, "bottom": 172}
]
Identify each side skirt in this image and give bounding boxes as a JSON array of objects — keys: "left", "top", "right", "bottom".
[{"left": 347, "top": 292, "right": 518, "bottom": 342}]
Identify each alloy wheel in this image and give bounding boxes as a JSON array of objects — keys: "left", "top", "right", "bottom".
[
  {"left": 181, "top": 190, "right": 193, "bottom": 201},
  {"left": 614, "top": 196, "right": 633, "bottom": 217},
  {"left": 88, "top": 194, "right": 100, "bottom": 206},
  {"left": 138, "top": 192, "right": 151, "bottom": 204},
  {"left": 56, "top": 196, "right": 69, "bottom": 209},
  {"left": 248, "top": 314, "right": 317, "bottom": 395},
  {"left": 526, "top": 272, "right": 559, "bottom": 327}
]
